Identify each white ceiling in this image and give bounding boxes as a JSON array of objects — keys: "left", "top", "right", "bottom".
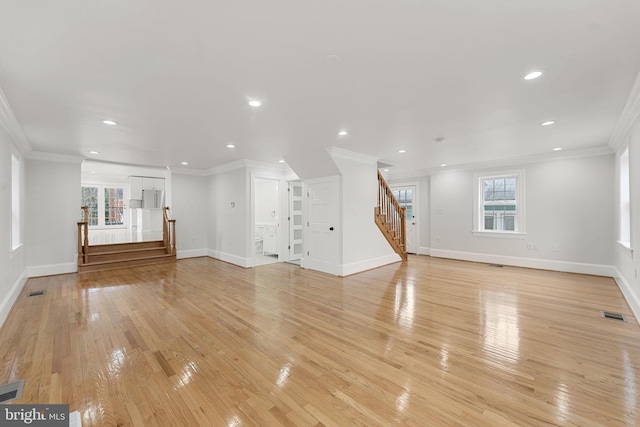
[{"left": 1, "top": 1, "right": 639, "bottom": 175}]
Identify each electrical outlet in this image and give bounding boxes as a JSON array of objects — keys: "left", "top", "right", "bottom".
[
  {"left": 552, "top": 243, "right": 559, "bottom": 252},
  {"left": 527, "top": 243, "right": 537, "bottom": 250},
  {"left": 435, "top": 236, "right": 441, "bottom": 243}
]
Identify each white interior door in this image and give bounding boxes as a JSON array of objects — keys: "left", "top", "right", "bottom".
[
  {"left": 288, "top": 181, "right": 303, "bottom": 261},
  {"left": 305, "top": 177, "right": 339, "bottom": 275},
  {"left": 392, "top": 185, "right": 417, "bottom": 254}
]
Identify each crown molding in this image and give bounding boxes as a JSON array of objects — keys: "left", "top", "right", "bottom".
[
  {"left": 27, "top": 150, "right": 85, "bottom": 164},
  {"left": 0, "top": 85, "right": 32, "bottom": 156},
  {"left": 387, "top": 145, "right": 614, "bottom": 180},
  {"left": 328, "top": 146, "right": 378, "bottom": 165},
  {"left": 609, "top": 68, "right": 640, "bottom": 152},
  {"left": 205, "top": 159, "right": 289, "bottom": 176}
]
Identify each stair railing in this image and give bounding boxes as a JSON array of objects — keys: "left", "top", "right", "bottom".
[
  {"left": 376, "top": 170, "right": 407, "bottom": 260},
  {"left": 163, "top": 207, "right": 177, "bottom": 255},
  {"left": 77, "top": 206, "right": 89, "bottom": 265}
]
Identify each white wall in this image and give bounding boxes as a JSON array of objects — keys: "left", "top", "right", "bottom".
[
  {"left": 429, "top": 154, "right": 615, "bottom": 275},
  {"left": 171, "top": 173, "right": 208, "bottom": 259},
  {"left": 331, "top": 150, "right": 401, "bottom": 275},
  {"left": 615, "top": 119, "right": 640, "bottom": 318},
  {"left": 26, "top": 158, "right": 81, "bottom": 276},
  {"left": 0, "top": 127, "right": 27, "bottom": 327},
  {"left": 207, "top": 166, "right": 250, "bottom": 267},
  {"left": 254, "top": 178, "right": 279, "bottom": 224}
]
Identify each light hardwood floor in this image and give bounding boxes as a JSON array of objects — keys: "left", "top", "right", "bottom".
[{"left": 1, "top": 255, "right": 639, "bottom": 426}]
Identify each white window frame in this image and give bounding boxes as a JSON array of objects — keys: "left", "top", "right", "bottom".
[
  {"left": 81, "top": 183, "right": 128, "bottom": 229},
  {"left": 618, "top": 146, "right": 632, "bottom": 254},
  {"left": 11, "top": 152, "right": 22, "bottom": 250},
  {"left": 473, "top": 169, "right": 526, "bottom": 239}
]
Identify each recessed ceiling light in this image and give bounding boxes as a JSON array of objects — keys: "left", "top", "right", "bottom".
[
  {"left": 524, "top": 71, "right": 543, "bottom": 80},
  {"left": 278, "top": 159, "right": 285, "bottom": 163},
  {"left": 248, "top": 100, "right": 261, "bottom": 107},
  {"left": 338, "top": 130, "right": 348, "bottom": 136},
  {"left": 541, "top": 120, "right": 555, "bottom": 126},
  {"left": 226, "top": 144, "right": 235, "bottom": 148},
  {"left": 553, "top": 147, "right": 563, "bottom": 151},
  {"left": 440, "top": 164, "right": 447, "bottom": 167},
  {"left": 102, "top": 120, "right": 117, "bottom": 125},
  {"left": 398, "top": 149, "right": 406, "bottom": 154},
  {"left": 88, "top": 150, "right": 100, "bottom": 154},
  {"left": 181, "top": 161, "right": 189, "bottom": 165},
  {"left": 383, "top": 169, "right": 389, "bottom": 172}
]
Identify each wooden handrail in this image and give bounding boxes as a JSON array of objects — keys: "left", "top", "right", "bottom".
[
  {"left": 376, "top": 171, "right": 407, "bottom": 260},
  {"left": 163, "top": 207, "right": 177, "bottom": 255},
  {"left": 77, "top": 206, "right": 89, "bottom": 265}
]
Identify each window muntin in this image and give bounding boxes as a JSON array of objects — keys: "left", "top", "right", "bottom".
[
  {"left": 474, "top": 170, "right": 524, "bottom": 235},
  {"left": 81, "top": 185, "right": 126, "bottom": 228},
  {"left": 482, "top": 177, "right": 517, "bottom": 232}
]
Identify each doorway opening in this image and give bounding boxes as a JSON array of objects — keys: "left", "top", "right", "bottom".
[
  {"left": 254, "top": 178, "right": 280, "bottom": 266},
  {"left": 391, "top": 184, "right": 418, "bottom": 254}
]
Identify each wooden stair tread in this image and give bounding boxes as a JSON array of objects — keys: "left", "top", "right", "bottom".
[
  {"left": 81, "top": 253, "right": 174, "bottom": 267},
  {"left": 88, "top": 247, "right": 167, "bottom": 256}
]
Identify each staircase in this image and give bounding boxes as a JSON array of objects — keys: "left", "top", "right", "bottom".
[
  {"left": 77, "top": 206, "right": 177, "bottom": 273},
  {"left": 375, "top": 170, "right": 408, "bottom": 261}
]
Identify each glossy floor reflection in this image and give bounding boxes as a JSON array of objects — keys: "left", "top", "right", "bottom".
[{"left": 1, "top": 256, "right": 638, "bottom": 426}]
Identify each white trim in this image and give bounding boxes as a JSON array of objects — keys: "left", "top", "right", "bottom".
[
  {"left": 417, "top": 246, "right": 431, "bottom": 255},
  {"left": 176, "top": 248, "right": 207, "bottom": 259},
  {"left": 472, "top": 231, "right": 527, "bottom": 239},
  {"left": 28, "top": 262, "right": 78, "bottom": 277},
  {"left": 473, "top": 169, "right": 525, "bottom": 234},
  {"left": 0, "top": 84, "right": 31, "bottom": 155},
  {"left": 613, "top": 268, "right": 640, "bottom": 327},
  {"left": 0, "top": 270, "right": 28, "bottom": 329},
  {"left": 340, "top": 253, "right": 402, "bottom": 276},
  {"left": 207, "top": 249, "right": 252, "bottom": 268},
  {"left": 609, "top": 68, "right": 640, "bottom": 152},
  {"left": 388, "top": 146, "right": 614, "bottom": 180},
  {"left": 206, "top": 159, "right": 289, "bottom": 176},
  {"left": 617, "top": 241, "right": 634, "bottom": 259},
  {"left": 328, "top": 147, "right": 378, "bottom": 165},
  {"left": 430, "top": 249, "right": 615, "bottom": 277}
]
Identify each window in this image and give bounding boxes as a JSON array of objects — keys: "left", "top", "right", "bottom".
[
  {"left": 473, "top": 170, "right": 525, "bottom": 236},
  {"left": 619, "top": 148, "right": 631, "bottom": 246},
  {"left": 81, "top": 185, "right": 126, "bottom": 228},
  {"left": 392, "top": 188, "right": 414, "bottom": 220},
  {"left": 11, "top": 153, "right": 21, "bottom": 249}
]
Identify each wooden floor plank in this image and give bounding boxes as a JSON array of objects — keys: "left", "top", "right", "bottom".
[{"left": 1, "top": 255, "right": 639, "bottom": 426}]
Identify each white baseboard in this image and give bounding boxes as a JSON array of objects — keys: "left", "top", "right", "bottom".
[
  {"left": 341, "top": 253, "right": 402, "bottom": 276},
  {"left": 0, "top": 270, "right": 28, "bottom": 329},
  {"left": 613, "top": 268, "right": 640, "bottom": 326},
  {"left": 417, "top": 246, "right": 431, "bottom": 256},
  {"left": 207, "top": 249, "right": 252, "bottom": 268},
  {"left": 27, "top": 262, "right": 77, "bottom": 278},
  {"left": 176, "top": 248, "right": 207, "bottom": 259},
  {"left": 430, "top": 249, "right": 615, "bottom": 277}
]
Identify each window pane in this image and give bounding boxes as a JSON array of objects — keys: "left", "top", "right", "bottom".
[
  {"left": 405, "top": 204, "right": 413, "bottom": 220},
  {"left": 104, "top": 187, "right": 124, "bottom": 225},
  {"left": 485, "top": 215, "right": 495, "bottom": 230},
  {"left": 505, "top": 215, "right": 515, "bottom": 231},
  {"left": 81, "top": 187, "right": 99, "bottom": 226}
]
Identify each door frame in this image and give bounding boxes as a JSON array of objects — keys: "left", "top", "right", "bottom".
[{"left": 390, "top": 182, "right": 420, "bottom": 254}]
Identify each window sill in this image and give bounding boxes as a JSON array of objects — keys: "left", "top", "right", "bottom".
[
  {"left": 472, "top": 230, "right": 527, "bottom": 239},
  {"left": 617, "top": 241, "right": 634, "bottom": 258}
]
